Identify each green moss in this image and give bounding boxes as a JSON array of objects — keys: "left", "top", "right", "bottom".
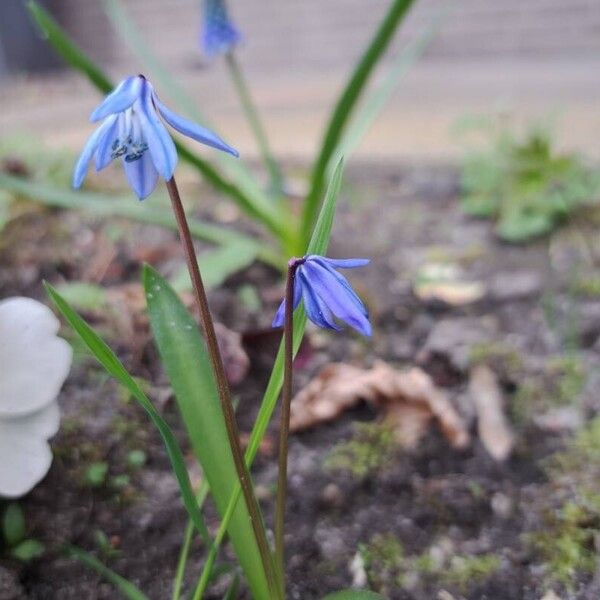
[
  {"left": 530, "top": 418, "right": 600, "bottom": 589},
  {"left": 546, "top": 355, "right": 586, "bottom": 405},
  {"left": 469, "top": 342, "right": 523, "bottom": 377},
  {"left": 360, "top": 534, "right": 406, "bottom": 593},
  {"left": 569, "top": 274, "right": 600, "bottom": 298},
  {"left": 324, "top": 422, "right": 396, "bottom": 478},
  {"left": 530, "top": 497, "right": 600, "bottom": 588},
  {"left": 441, "top": 554, "right": 501, "bottom": 590}
]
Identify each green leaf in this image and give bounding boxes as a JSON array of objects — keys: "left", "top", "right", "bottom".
[
  {"left": 143, "top": 266, "right": 271, "bottom": 600},
  {"left": 321, "top": 591, "right": 385, "bottom": 600},
  {"left": 26, "top": 0, "right": 288, "bottom": 241},
  {"left": 127, "top": 450, "right": 147, "bottom": 469},
  {"left": 11, "top": 539, "right": 45, "bottom": 561},
  {"left": 0, "top": 173, "right": 281, "bottom": 269},
  {"left": 333, "top": 10, "right": 442, "bottom": 170},
  {"left": 0, "top": 190, "right": 13, "bottom": 233},
  {"left": 55, "top": 282, "right": 107, "bottom": 312},
  {"left": 301, "top": 0, "right": 417, "bottom": 243},
  {"left": 85, "top": 462, "right": 109, "bottom": 488},
  {"left": 193, "top": 159, "right": 346, "bottom": 594},
  {"left": 246, "top": 159, "right": 344, "bottom": 463},
  {"left": 27, "top": 0, "right": 112, "bottom": 93},
  {"left": 3, "top": 503, "right": 26, "bottom": 547},
  {"left": 170, "top": 239, "right": 258, "bottom": 293},
  {"left": 45, "top": 284, "right": 211, "bottom": 545},
  {"left": 66, "top": 545, "right": 148, "bottom": 600}
]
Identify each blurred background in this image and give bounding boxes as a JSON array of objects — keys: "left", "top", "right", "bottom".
[{"left": 2, "top": 0, "right": 600, "bottom": 162}]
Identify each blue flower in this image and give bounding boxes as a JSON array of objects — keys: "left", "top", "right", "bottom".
[
  {"left": 73, "top": 75, "right": 239, "bottom": 199},
  {"left": 201, "top": 0, "right": 241, "bottom": 57},
  {"left": 272, "top": 255, "right": 372, "bottom": 336}
]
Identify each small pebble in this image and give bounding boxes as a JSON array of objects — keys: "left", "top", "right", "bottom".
[
  {"left": 491, "top": 492, "right": 513, "bottom": 518},
  {"left": 320, "top": 483, "right": 343, "bottom": 507}
]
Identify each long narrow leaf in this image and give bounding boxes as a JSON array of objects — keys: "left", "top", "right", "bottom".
[
  {"left": 143, "top": 266, "right": 271, "bottom": 600},
  {"left": 332, "top": 12, "right": 444, "bottom": 171},
  {"left": 26, "top": 0, "right": 287, "bottom": 241},
  {"left": 66, "top": 546, "right": 148, "bottom": 600},
  {"left": 246, "top": 159, "right": 345, "bottom": 464},
  {"left": 301, "top": 0, "right": 416, "bottom": 242},
  {"left": 193, "top": 160, "right": 346, "bottom": 594},
  {"left": 0, "top": 173, "right": 281, "bottom": 269},
  {"left": 45, "top": 285, "right": 211, "bottom": 544}
]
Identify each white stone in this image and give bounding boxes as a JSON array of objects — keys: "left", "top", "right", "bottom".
[{"left": 0, "top": 297, "right": 71, "bottom": 498}]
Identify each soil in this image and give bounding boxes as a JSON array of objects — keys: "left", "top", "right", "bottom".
[{"left": 1, "top": 162, "right": 599, "bottom": 600}]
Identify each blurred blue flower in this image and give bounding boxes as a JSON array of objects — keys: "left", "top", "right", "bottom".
[
  {"left": 272, "top": 255, "right": 371, "bottom": 336},
  {"left": 201, "top": 0, "right": 241, "bottom": 57},
  {"left": 73, "top": 75, "right": 238, "bottom": 199}
]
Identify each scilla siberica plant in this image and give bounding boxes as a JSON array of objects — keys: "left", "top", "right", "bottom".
[{"left": 44, "top": 74, "right": 377, "bottom": 600}]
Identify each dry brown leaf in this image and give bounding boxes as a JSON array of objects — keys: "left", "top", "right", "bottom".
[
  {"left": 290, "top": 361, "right": 470, "bottom": 450},
  {"left": 413, "top": 263, "right": 486, "bottom": 306},
  {"left": 468, "top": 364, "right": 515, "bottom": 461}
]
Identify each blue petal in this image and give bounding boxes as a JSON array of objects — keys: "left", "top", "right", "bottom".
[
  {"left": 122, "top": 151, "right": 159, "bottom": 200},
  {"left": 309, "top": 258, "right": 369, "bottom": 317},
  {"left": 72, "top": 116, "right": 119, "bottom": 189},
  {"left": 272, "top": 276, "right": 303, "bottom": 328},
  {"left": 136, "top": 84, "right": 178, "bottom": 180},
  {"left": 302, "top": 262, "right": 371, "bottom": 336},
  {"left": 154, "top": 95, "right": 239, "bottom": 157},
  {"left": 201, "top": 0, "right": 241, "bottom": 57},
  {"left": 94, "top": 114, "right": 120, "bottom": 171},
  {"left": 90, "top": 76, "right": 143, "bottom": 122},
  {"left": 299, "top": 269, "right": 341, "bottom": 331},
  {"left": 309, "top": 256, "right": 370, "bottom": 269}
]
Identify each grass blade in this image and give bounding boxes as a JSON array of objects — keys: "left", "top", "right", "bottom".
[
  {"left": 300, "top": 0, "right": 416, "bottom": 242},
  {"left": 45, "top": 285, "right": 211, "bottom": 544},
  {"left": 192, "top": 160, "right": 346, "bottom": 596},
  {"left": 0, "top": 173, "right": 281, "bottom": 269},
  {"left": 143, "top": 266, "right": 271, "bottom": 600},
  {"left": 66, "top": 545, "right": 148, "bottom": 600},
  {"left": 332, "top": 11, "right": 444, "bottom": 170}
]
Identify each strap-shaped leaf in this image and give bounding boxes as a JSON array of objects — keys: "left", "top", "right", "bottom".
[
  {"left": 143, "top": 265, "right": 271, "bottom": 599},
  {"left": 66, "top": 545, "right": 149, "bottom": 600},
  {"left": 45, "top": 284, "right": 210, "bottom": 544},
  {"left": 301, "top": 0, "right": 416, "bottom": 242},
  {"left": 193, "top": 159, "right": 346, "bottom": 596}
]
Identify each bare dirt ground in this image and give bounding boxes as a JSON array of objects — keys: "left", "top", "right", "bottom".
[{"left": 1, "top": 162, "right": 600, "bottom": 599}]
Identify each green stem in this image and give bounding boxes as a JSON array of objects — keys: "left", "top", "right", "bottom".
[
  {"left": 165, "top": 177, "right": 280, "bottom": 599},
  {"left": 300, "top": 0, "right": 416, "bottom": 243},
  {"left": 171, "top": 520, "right": 195, "bottom": 600},
  {"left": 225, "top": 51, "right": 284, "bottom": 197},
  {"left": 274, "top": 260, "right": 297, "bottom": 588},
  {"left": 193, "top": 482, "right": 242, "bottom": 600},
  {"left": 171, "top": 483, "right": 210, "bottom": 600}
]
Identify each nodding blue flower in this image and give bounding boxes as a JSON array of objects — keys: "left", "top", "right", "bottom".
[
  {"left": 201, "top": 0, "right": 241, "bottom": 58},
  {"left": 272, "top": 255, "right": 372, "bottom": 336},
  {"left": 73, "top": 74, "right": 239, "bottom": 200}
]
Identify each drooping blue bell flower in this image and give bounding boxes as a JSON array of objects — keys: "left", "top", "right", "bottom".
[
  {"left": 272, "top": 255, "right": 372, "bottom": 336},
  {"left": 73, "top": 74, "right": 238, "bottom": 200},
  {"left": 201, "top": 0, "right": 241, "bottom": 58}
]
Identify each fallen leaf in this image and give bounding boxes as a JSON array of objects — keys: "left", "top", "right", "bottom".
[
  {"left": 214, "top": 322, "right": 250, "bottom": 385},
  {"left": 290, "top": 361, "right": 470, "bottom": 450},
  {"left": 413, "top": 263, "right": 486, "bottom": 306},
  {"left": 468, "top": 365, "right": 514, "bottom": 461}
]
